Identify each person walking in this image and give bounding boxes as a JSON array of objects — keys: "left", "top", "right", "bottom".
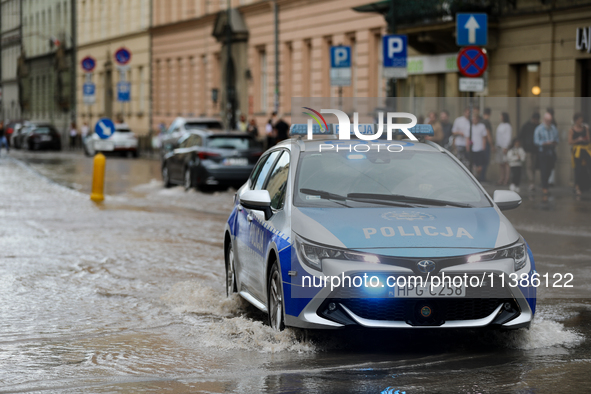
[
  {"left": 274, "top": 115, "right": 290, "bottom": 143},
  {"left": 0, "top": 122, "right": 8, "bottom": 155},
  {"left": 568, "top": 113, "right": 591, "bottom": 195},
  {"left": 265, "top": 115, "right": 276, "bottom": 149},
  {"left": 247, "top": 118, "right": 259, "bottom": 140},
  {"left": 69, "top": 123, "right": 78, "bottom": 150},
  {"left": 518, "top": 112, "right": 541, "bottom": 191},
  {"left": 237, "top": 115, "right": 248, "bottom": 132},
  {"left": 495, "top": 112, "right": 512, "bottom": 185},
  {"left": 468, "top": 113, "right": 489, "bottom": 181},
  {"left": 451, "top": 108, "right": 471, "bottom": 166},
  {"left": 480, "top": 108, "right": 493, "bottom": 182},
  {"left": 507, "top": 138, "right": 526, "bottom": 193},
  {"left": 426, "top": 111, "right": 444, "bottom": 145},
  {"left": 440, "top": 110, "right": 453, "bottom": 148},
  {"left": 534, "top": 112, "right": 560, "bottom": 195}
]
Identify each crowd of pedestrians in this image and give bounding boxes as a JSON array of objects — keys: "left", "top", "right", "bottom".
[
  {"left": 237, "top": 111, "right": 290, "bottom": 149},
  {"left": 420, "top": 106, "right": 591, "bottom": 195}
]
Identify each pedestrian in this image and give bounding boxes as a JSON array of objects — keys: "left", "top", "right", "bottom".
[
  {"left": 568, "top": 112, "right": 591, "bottom": 195},
  {"left": 274, "top": 115, "right": 290, "bottom": 143},
  {"left": 546, "top": 107, "right": 558, "bottom": 186},
  {"left": 237, "top": 114, "right": 248, "bottom": 132},
  {"left": 440, "top": 110, "right": 453, "bottom": 148},
  {"left": 425, "top": 111, "right": 444, "bottom": 145},
  {"left": 518, "top": 112, "right": 541, "bottom": 191},
  {"left": 495, "top": 112, "right": 512, "bottom": 185},
  {"left": 534, "top": 112, "right": 560, "bottom": 195},
  {"left": 451, "top": 108, "right": 471, "bottom": 167},
  {"left": 0, "top": 121, "right": 8, "bottom": 155},
  {"left": 266, "top": 113, "right": 277, "bottom": 148},
  {"left": 69, "top": 122, "right": 78, "bottom": 150},
  {"left": 247, "top": 118, "right": 259, "bottom": 139},
  {"left": 507, "top": 138, "right": 526, "bottom": 193},
  {"left": 480, "top": 107, "right": 493, "bottom": 182},
  {"left": 81, "top": 122, "right": 89, "bottom": 144},
  {"left": 468, "top": 113, "right": 489, "bottom": 181}
]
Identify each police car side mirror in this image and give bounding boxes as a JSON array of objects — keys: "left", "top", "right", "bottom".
[
  {"left": 493, "top": 190, "right": 522, "bottom": 211},
  {"left": 240, "top": 190, "right": 273, "bottom": 220}
]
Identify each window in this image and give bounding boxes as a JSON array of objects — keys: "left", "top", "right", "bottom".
[
  {"left": 265, "top": 151, "right": 290, "bottom": 210},
  {"left": 180, "top": 134, "right": 202, "bottom": 148},
  {"left": 251, "top": 150, "right": 280, "bottom": 190},
  {"left": 207, "top": 136, "right": 256, "bottom": 150}
]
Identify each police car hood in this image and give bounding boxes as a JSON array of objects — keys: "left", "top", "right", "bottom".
[{"left": 292, "top": 206, "right": 519, "bottom": 258}]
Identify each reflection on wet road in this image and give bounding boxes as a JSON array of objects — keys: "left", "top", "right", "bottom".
[{"left": 0, "top": 151, "right": 589, "bottom": 393}]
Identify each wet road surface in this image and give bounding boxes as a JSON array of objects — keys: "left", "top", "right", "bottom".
[{"left": 0, "top": 151, "right": 589, "bottom": 393}]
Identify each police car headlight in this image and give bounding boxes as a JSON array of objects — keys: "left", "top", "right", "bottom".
[
  {"left": 467, "top": 239, "right": 527, "bottom": 271},
  {"left": 295, "top": 235, "right": 380, "bottom": 271}
]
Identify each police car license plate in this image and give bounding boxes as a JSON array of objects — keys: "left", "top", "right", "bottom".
[
  {"left": 224, "top": 158, "right": 248, "bottom": 166},
  {"left": 392, "top": 282, "right": 466, "bottom": 298},
  {"left": 94, "top": 140, "right": 114, "bottom": 151}
]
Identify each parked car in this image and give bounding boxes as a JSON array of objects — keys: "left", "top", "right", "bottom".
[
  {"left": 161, "top": 130, "right": 263, "bottom": 190},
  {"left": 24, "top": 124, "right": 62, "bottom": 151},
  {"left": 160, "top": 117, "right": 224, "bottom": 155},
  {"left": 83, "top": 123, "right": 138, "bottom": 157},
  {"left": 5, "top": 120, "right": 25, "bottom": 147}
]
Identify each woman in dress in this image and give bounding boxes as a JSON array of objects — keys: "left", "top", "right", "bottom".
[{"left": 495, "top": 112, "right": 512, "bottom": 185}]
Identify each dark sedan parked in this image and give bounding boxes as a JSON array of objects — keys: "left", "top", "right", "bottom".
[
  {"left": 24, "top": 124, "right": 62, "bottom": 151},
  {"left": 161, "top": 131, "right": 263, "bottom": 190}
]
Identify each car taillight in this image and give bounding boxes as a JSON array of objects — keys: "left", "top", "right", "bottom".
[
  {"left": 198, "top": 151, "right": 220, "bottom": 160},
  {"left": 251, "top": 152, "right": 263, "bottom": 157}
]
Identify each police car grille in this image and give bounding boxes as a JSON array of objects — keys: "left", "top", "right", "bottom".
[{"left": 334, "top": 297, "right": 510, "bottom": 322}]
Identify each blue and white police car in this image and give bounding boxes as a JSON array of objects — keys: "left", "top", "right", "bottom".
[{"left": 223, "top": 123, "right": 536, "bottom": 331}]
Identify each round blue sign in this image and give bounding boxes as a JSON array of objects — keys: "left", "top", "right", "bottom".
[
  {"left": 94, "top": 118, "right": 116, "bottom": 140},
  {"left": 81, "top": 56, "right": 96, "bottom": 72},
  {"left": 114, "top": 47, "right": 132, "bottom": 65}
]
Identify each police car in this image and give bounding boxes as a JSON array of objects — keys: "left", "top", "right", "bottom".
[{"left": 223, "top": 122, "right": 536, "bottom": 331}]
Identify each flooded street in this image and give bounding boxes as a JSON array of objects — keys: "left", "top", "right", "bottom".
[{"left": 1, "top": 151, "right": 590, "bottom": 393}]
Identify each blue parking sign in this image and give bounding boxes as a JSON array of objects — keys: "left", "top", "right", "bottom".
[
  {"left": 83, "top": 83, "right": 95, "bottom": 96},
  {"left": 383, "top": 35, "right": 407, "bottom": 68},
  {"left": 456, "top": 13, "right": 488, "bottom": 46},
  {"left": 330, "top": 46, "right": 351, "bottom": 68},
  {"left": 117, "top": 81, "right": 131, "bottom": 102}
]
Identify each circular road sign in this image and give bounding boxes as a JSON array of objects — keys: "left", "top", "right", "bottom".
[
  {"left": 81, "top": 56, "right": 96, "bottom": 72},
  {"left": 114, "top": 47, "right": 132, "bottom": 65},
  {"left": 457, "top": 46, "right": 488, "bottom": 78},
  {"left": 94, "top": 118, "right": 116, "bottom": 140}
]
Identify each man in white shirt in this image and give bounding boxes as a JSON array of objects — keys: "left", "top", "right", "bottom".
[
  {"left": 469, "top": 113, "right": 490, "bottom": 181},
  {"left": 452, "top": 108, "right": 472, "bottom": 166}
]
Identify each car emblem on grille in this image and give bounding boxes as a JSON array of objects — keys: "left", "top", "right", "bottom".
[{"left": 417, "top": 260, "right": 436, "bottom": 273}]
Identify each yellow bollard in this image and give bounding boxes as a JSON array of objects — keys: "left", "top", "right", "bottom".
[{"left": 90, "top": 152, "right": 106, "bottom": 202}]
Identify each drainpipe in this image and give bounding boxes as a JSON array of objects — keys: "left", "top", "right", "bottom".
[
  {"left": 71, "top": 0, "right": 76, "bottom": 124},
  {"left": 274, "top": 0, "right": 279, "bottom": 113}
]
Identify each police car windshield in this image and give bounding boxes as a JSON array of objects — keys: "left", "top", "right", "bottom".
[{"left": 294, "top": 149, "right": 491, "bottom": 208}]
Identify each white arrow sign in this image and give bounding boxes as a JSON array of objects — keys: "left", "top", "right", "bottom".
[
  {"left": 99, "top": 122, "right": 112, "bottom": 136},
  {"left": 464, "top": 16, "right": 480, "bottom": 44}
]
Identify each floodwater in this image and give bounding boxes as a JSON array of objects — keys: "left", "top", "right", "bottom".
[{"left": 1, "top": 151, "right": 590, "bottom": 393}]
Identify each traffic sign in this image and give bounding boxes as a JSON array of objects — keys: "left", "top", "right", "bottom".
[
  {"left": 117, "top": 81, "right": 131, "bottom": 102},
  {"left": 456, "top": 13, "right": 487, "bottom": 46},
  {"left": 114, "top": 47, "right": 132, "bottom": 65},
  {"left": 95, "top": 118, "right": 115, "bottom": 140},
  {"left": 83, "top": 82, "right": 96, "bottom": 105},
  {"left": 330, "top": 46, "right": 351, "bottom": 68},
  {"left": 457, "top": 46, "right": 488, "bottom": 77},
  {"left": 330, "top": 46, "right": 351, "bottom": 86},
  {"left": 383, "top": 35, "right": 407, "bottom": 68},
  {"left": 81, "top": 56, "right": 96, "bottom": 72},
  {"left": 459, "top": 77, "right": 484, "bottom": 92}
]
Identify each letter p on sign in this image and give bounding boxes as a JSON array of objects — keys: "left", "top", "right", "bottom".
[{"left": 388, "top": 37, "right": 403, "bottom": 58}]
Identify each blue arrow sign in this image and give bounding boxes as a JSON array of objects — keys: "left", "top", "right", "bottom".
[
  {"left": 83, "top": 83, "right": 95, "bottom": 96},
  {"left": 383, "top": 35, "right": 407, "bottom": 68},
  {"left": 456, "top": 13, "right": 488, "bottom": 46},
  {"left": 94, "top": 118, "right": 115, "bottom": 140},
  {"left": 330, "top": 46, "right": 351, "bottom": 68}
]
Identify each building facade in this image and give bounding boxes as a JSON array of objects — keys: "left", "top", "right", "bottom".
[
  {"left": 76, "top": 0, "right": 151, "bottom": 136},
  {"left": 19, "top": 0, "right": 74, "bottom": 135},
  {"left": 1, "top": 0, "right": 22, "bottom": 122}
]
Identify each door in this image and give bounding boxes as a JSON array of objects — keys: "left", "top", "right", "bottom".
[
  {"left": 234, "top": 150, "right": 281, "bottom": 298},
  {"left": 249, "top": 150, "right": 290, "bottom": 302}
]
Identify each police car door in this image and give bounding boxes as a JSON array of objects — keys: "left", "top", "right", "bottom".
[
  {"left": 249, "top": 150, "right": 290, "bottom": 302},
  {"left": 235, "top": 150, "right": 281, "bottom": 298}
]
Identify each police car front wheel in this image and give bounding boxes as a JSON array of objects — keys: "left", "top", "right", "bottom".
[
  {"left": 225, "top": 243, "right": 237, "bottom": 297},
  {"left": 268, "top": 262, "right": 285, "bottom": 331}
]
